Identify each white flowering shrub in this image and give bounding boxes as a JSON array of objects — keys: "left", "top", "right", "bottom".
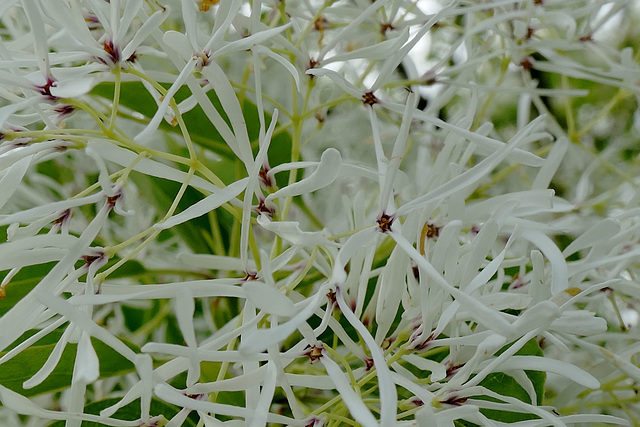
[{"left": 1, "top": 0, "right": 640, "bottom": 425}]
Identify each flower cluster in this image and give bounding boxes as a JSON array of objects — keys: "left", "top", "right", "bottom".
[{"left": 0, "top": 0, "right": 639, "bottom": 426}]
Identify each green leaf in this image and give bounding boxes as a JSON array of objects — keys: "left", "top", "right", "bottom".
[
  {"left": 464, "top": 338, "right": 546, "bottom": 423},
  {"left": 47, "top": 397, "right": 198, "bottom": 427},
  {"left": 0, "top": 257, "right": 144, "bottom": 317},
  {"left": 92, "top": 81, "right": 294, "bottom": 186},
  {"left": 0, "top": 330, "right": 139, "bottom": 398},
  {"left": 92, "top": 80, "right": 298, "bottom": 255},
  {"left": 0, "top": 262, "right": 56, "bottom": 316},
  {"left": 130, "top": 172, "right": 219, "bottom": 254}
]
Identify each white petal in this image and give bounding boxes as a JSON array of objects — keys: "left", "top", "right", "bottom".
[
  {"left": 163, "top": 31, "right": 193, "bottom": 62},
  {"left": 317, "top": 0, "right": 390, "bottom": 62},
  {"left": 198, "top": 61, "right": 253, "bottom": 166},
  {"left": 214, "top": 24, "right": 291, "bottom": 58},
  {"left": 336, "top": 288, "right": 396, "bottom": 425},
  {"left": 0, "top": 193, "right": 104, "bottom": 226},
  {"left": 87, "top": 141, "right": 218, "bottom": 193},
  {"left": 392, "top": 231, "right": 515, "bottom": 336},
  {"left": 562, "top": 218, "right": 620, "bottom": 257},
  {"left": 0, "top": 385, "right": 64, "bottom": 419},
  {"left": 154, "top": 383, "right": 296, "bottom": 425},
  {"left": 122, "top": 8, "right": 169, "bottom": 60},
  {"left": 42, "top": 0, "right": 105, "bottom": 57},
  {"left": 0, "top": 0, "right": 19, "bottom": 16},
  {"left": 240, "top": 110, "right": 277, "bottom": 267},
  {"left": 175, "top": 290, "right": 197, "bottom": 348},
  {"left": 71, "top": 280, "right": 245, "bottom": 304},
  {"left": 532, "top": 136, "right": 569, "bottom": 190},
  {"left": 34, "top": 291, "right": 138, "bottom": 364},
  {"left": 380, "top": 92, "right": 416, "bottom": 211},
  {"left": 50, "top": 77, "right": 95, "bottom": 98},
  {"left": 154, "top": 178, "right": 247, "bottom": 230},
  {"left": 203, "top": 0, "right": 243, "bottom": 52},
  {"left": 0, "top": 154, "right": 31, "bottom": 210},
  {"left": 243, "top": 281, "right": 295, "bottom": 317},
  {"left": 249, "top": 362, "right": 277, "bottom": 427},
  {"left": 324, "top": 36, "right": 408, "bottom": 64},
  {"left": 178, "top": 253, "right": 254, "bottom": 271},
  {"left": 267, "top": 148, "right": 342, "bottom": 202},
  {"left": 398, "top": 116, "right": 547, "bottom": 215},
  {"left": 390, "top": 104, "right": 546, "bottom": 169},
  {"left": 20, "top": 0, "right": 50, "bottom": 76},
  {"left": 333, "top": 228, "right": 377, "bottom": 285},
  {"left": 135, "top": 58, "right": 197, "bottom": 143},
  {"left": 180, "top": 0, "right": 198, "bottom": 52},
  {"left": 256, "top": 215, "right": 337, "bottom": 248},
  {"left": 521, "top": 229, "right": 568, "bottom": 294},
  {"left": 549, "top": 310, "right": 607, "bottom": 335},
  {"left": 320, "top": 351, "right": 378, "bottom": 427},
  {"left": 305, "top": 68, "right": 363, "bottom": 99},
  {"left": 401, "top": 355, "right": 447, "bottom": 382},
  {"left": 559, "top": 414, "right": 629, "bottom": 425},
  {"left": 86, "top": 146, "right": 116, "bottom": 196},
  {"left": 135, "top": 354, "right": 154, "bottom": 426},
  {"left": 374, "top": 247, "right": 408, "bottom": 342},
  {"left": 0, "top": 97, "right": 39, "bottom": 129},
  {"left": 252, "top": 45, "right": 300, "bottom": 92},
  {"left": 23, "top": 326, "right": 73, "bottom": 389},
  {"left": 115, "top": 0, "right": 142, "bottom": 44},
  {"left": 73, "top": 331, "right": 100, "bottom": 384},
  {"left": 238, "top": 282, "right": 330, "bottom": 355},
  {"left": 490, "top": 355, "right": 599, "bottom": 389}
]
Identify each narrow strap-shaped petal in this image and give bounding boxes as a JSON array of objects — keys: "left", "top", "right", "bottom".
[
  {"left": 198, "top": 61, "right": 253, "bottom": 167},
  {"left": 257, "top": 216, "right": 337, "bottom": 248},
  {"left": 252, "top": 45, "right": 300, "bottom": 92},
  {"left": 20, "top": 0, "right": 50, "bottom": 78},
  {"left": 249, "top": 362, "right": 277, "bottom": 427},
  {"left": 266, "top": 148, "right": 342, "bottom": 202},
  {"left": 243, "top": 281, "right": 295, "bottom": 317},
  {"left": 154, "top": 383, "right": 298, "bottom": 425},
  {"left": 380, "top": 92, "right": 416, "bottom": 212},
  {"left": 0, "top": 154, "right": 31, "bottom": 210},
  {"left": 214, "top": 24, "right": 292, "bottom": 59},
  {"left": 320, "top": 351, "right": 378, "bottom": 427},
  {"left": 135, "top": 57, "right": 197, "bottom": 143},
  {"left": 305, "top": 68, "right": 363, "bottom": 99},
  {"left": 397, "top": 115, "right": 547, "bottom": 215},
  {"left": 203, "top": 0, "right": 243, "bottom": 52},
  {"left": 114, "top": 0, "right": 142, "bottom": 45},
  {"left": 521, "top": 229, "right": 568, "bottom": 294},
  {"left": 154, "top": 178, "right": 247, "bottom": 230},
  {"left": 73, "top": 331, "right": 100, "bottom": 385},
  {"left": 336, "top": 287, "right": 397, "bottom": 426},
  {"left": 238, "top": 281, "right": 330, "bottom": 355},
  {"left": 240, "top": 110, "right": 277, "bottom": 267},
  {"left": 23, "top": 324, "right": 73, "bottom": 389},
  {"left": 122, "top": 7, "right": 169, "bottom": 61},
  {"left": 87, "top": 141, "right": 218, "bottom": 193}
]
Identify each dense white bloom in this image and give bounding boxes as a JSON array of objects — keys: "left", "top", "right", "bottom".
[{"left": 0, "top": 0, "right": 639, "bottom": 426}]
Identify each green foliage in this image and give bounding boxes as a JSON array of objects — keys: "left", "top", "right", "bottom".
[
  {"left": 47, "top": 397, "right": 197, "bottom": 427},
  {"left": 464, "top": 339, "right": 546, "bottom": 424},
  {"left": 0, "top": 262, "right": 56, "bottom": 317},
  {"left": 0, "top": 258, "right": 144, "bottom": 317},
  {"left": 132, "top": 172, "right": 218, "bottom": 254},
  {"left": 0, "top": 331, "right": 139, "bottom": 398},
  {"left": 91, "top": 82, "right": 294, "bottom": 187}
]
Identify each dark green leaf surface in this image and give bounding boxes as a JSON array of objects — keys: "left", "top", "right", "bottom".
[
  {"left": 0, "top": 331, "right": 138, "bottom": 398},
  {"left": 92, "top": 81, "right": 294, "bottom": 186},
  {"left": 468, "top": 338, "right": 546, "bottom": 423},
  {"left": 47, "top": 397, "right": 197, "bottom": 427}
]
